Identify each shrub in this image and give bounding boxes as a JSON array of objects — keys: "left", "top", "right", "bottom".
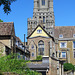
[
  {"left": 64, "top": 63, "right": 74, "bottom": 71},
  {"left": 0, "top": 54, "right": 41, "bottom": 75},
  {"left": 36, "top": 56, "right": 42, "bottom": 60}
]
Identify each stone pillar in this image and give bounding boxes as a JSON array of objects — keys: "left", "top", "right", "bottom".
[
  {"left": 34, "top": 0, "right": 38, "bottom": 12},
  {"left": 49, "top": 0, "right": 54, "bottom": 12}
]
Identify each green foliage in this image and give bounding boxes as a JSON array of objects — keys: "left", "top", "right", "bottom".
[
  {"left": 0, "top": 70, "right": 3, "bottom": 75},
  {"left": 0, "top": 54, "right": 41, "bottom": 75},
  {"left": 36, "top": 56, "right": 42, "bottom": 60},
  {"left": 0, "top": 0, "right": 16, "bottom": 14},
  {"left": 64, "top": 63, "right": 74, "bottom": 71},
  {"left": 0, "top": 19, "right": 3, "bottom": 22}
]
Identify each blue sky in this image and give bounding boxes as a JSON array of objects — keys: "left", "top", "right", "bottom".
[{"left": 0, "top": 0, "right": 75, "bottom": 42}]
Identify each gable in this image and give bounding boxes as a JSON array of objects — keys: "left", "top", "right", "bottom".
[{"left": 30, "top": 27, "right": 49, "bottom": 38}]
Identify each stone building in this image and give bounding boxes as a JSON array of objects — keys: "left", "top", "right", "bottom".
[
  {"left": 0, "top": 22, "right": 30, "bottom": 60},
  {"left": 27, "top": 0, "right": 75, "bottom": 65},
  {"left": 0, "top": 22, "right": 15, "bottom": 55},
  {"left": 27, "top": 0, "right": 75, "bottom": 75}
]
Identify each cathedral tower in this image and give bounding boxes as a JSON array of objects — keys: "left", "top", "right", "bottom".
[{"left": 27, "top": 0, "right": 55, "bottom": 36}]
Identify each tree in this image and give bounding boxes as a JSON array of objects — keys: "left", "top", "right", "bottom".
[
  {"left": 0, "top": 54, "right": 41, "bottom": 75},
  {"left": 0, "top": 0, "right": 16, "bottom": 14},
  {"left": 0, "top": 19, "right": 3, "bottom": 22},
  {"left": 64, "top": 63, "right": 74, "bottom": 71}
]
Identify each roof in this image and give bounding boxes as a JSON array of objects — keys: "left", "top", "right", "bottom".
[
  {"left": 0, "top": 22, "right": 14, "bottom": 36},
  {"left": 54, "top": 26, "right": 75, "bottom": 38},
  {"left": 27, "top": 25, "right": 54, "bottom": 39},
  {"left": 16, "top": 36, "right": 23, "bottom": 44},
  {"left": 27, "top": 63, "right": 49, "bottom": 69}
]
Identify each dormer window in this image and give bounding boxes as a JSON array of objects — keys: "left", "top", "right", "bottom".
[
  {"left": 73, "top": 34, "right": 75, "bottom": 38},
  {"left": 37, "top": 30, "right": 42, "bottom": 33},
  {"left": 59, "top": 34, "right": 63, "bottom": 38},
  {"left": 42, "top": 0, "right": 45, "bottom": 6}
]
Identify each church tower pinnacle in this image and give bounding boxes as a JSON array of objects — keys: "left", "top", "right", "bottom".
[{"left": 27, "top": 0, "right": 55, "bottom": 36}]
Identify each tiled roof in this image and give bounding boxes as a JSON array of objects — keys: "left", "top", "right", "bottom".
[
  {"left": 0, "top": 22, "right": 14, "bottom": 35},
  {"left": 54, "top": 26, "right": 75, "bottom": 38}
]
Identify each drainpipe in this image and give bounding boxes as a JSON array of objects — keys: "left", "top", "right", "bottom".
[{"left": 24, "top": 34, "right": 25, "bottom": 60}]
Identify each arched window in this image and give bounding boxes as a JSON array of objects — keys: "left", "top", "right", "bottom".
[
  {"left": 43, "top": 16, "right": 45, "bottom": 23},
  {"left": 38, "top": 40, "right": 44, "bottom": 55},
  {"left": 42, "top": 0, "right": 45, "bottom": 5},
  {"left": 52, "top": 53, "right": 55, "bottom": 57}
]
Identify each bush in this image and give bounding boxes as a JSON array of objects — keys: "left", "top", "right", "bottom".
[
  {"left": 36, "top": 56, "right": 42, "bottom": 60},
  {"left": 64, "top": 63, "right": 74, "bottom": 71},
  {"left": 0, "top": 54, "right": 41, "bottom": 75}
]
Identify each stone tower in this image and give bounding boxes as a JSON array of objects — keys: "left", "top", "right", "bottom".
[{"left": 27, "top": 0, "right": 55, "bottom": 36}]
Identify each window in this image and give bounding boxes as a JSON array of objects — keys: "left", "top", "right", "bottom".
[
  {"left": 32, "top": 53, "right": 34, "bottom": 57},
  {"left": 73, "top": 41, "right": 75, "bottom": 49},
  {"left": 52, "top": 53, "right": 55, "bottom": 57},
  {"left": 42, "top": 0, "right": 45, "bottom": 5},
  {"left": 43, "top": 16, "right": 45, "bottom": 23},
  {"left": 60, "top": 42, "right": 67, "bottom": 48},
  {"left": 37, "top": 30, "right": 42, "bottom": 33},
  {"left": 73, "top": 34, "right": 75, "bottom": 38},
  {"left": 74, "top": 51, "right": 75, "bottom": 58},
  {"left": 38, "top": 40, "right": 44, "bottom": 55},
  {"left": 56, "top": 51, "right": 57, "bottom": 57},
  {"left": 43, "top": 26, "right": 45, "bottom": 29},
  {"left": 59, "top": 34, "right": 63, "bottom": 38},
  {"left": 31, "top": 45, "right": 34, "bottom": 49},
  {"left": 39, "top": 16, "right": 41, "bottom": 18},
  {"left": 62, "top": 52, "right": 66, "bottom": 58}
]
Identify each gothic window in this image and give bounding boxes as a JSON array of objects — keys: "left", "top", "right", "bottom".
[
  {"left": 43, "top": 16, "right": 45, "bottom": 23},
  {"left": 52, "top": 53, "right": 55, "bottom": 57},
  {"left": 32, "top": 53, "right": 34, "bottom": 57},
  {"left": 42, "top": 0, "right": 45, "bottom": 5},
  {"left": 38, "top": 40, "right": 44, "bottom": 55}
]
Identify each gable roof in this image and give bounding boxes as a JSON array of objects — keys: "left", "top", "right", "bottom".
[
  {"left": 27, "top": 25, "right": 54, "bottom": 39},
  {"left": 54, "top": 26, "right": 75, "bottom": 38},
  {"left": 0, "top": 22, "right": 15, "bottom": 36}
]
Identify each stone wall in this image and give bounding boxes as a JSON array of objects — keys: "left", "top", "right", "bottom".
[
  {"left": 28, "top": 37, "right": 52, "bottom": 60},
  {"left": 64, "top": 71, "right": 74, "bottom": 75}
]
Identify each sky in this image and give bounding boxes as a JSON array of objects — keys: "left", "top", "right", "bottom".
[{"left": 0, "top": 0, "right": 75, "bottom": 42}]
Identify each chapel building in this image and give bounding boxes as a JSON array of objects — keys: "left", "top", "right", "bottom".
[{"left": 27, "top": 0, "right": 75, "bottom": 66}]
